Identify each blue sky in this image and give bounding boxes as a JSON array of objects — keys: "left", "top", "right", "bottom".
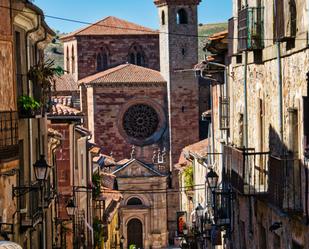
[{"left": 35, "top": 0, "right": 232, "bottom": 33}]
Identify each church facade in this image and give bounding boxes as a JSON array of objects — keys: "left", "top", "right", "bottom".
[{"left": 65, "top": 0, "right": 202, "bottom": 247}]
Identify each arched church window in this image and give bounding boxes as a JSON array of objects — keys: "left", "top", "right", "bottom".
[
  {"left": 71, "top": 45, "right": 75, "bottom": 74},
  {"left": 128, "top": 44, "right": 146, "bottom": 67},
  {"left": 127, "top": 197, "right": 143, "bottom": 205},
  {"left": 161, "top": 10, "right": 166, "bottom": 25},
  {"left": 96, "top": 53, "right": 102, "bottom": 71},
  {"left": 177, "top": 8, "right": 188, "bottom": 24},
  {"left": 96, "top": 46, "right": 109, "bottom": 72},
  {"left": 66, "top": 46, "right": 70, "bottom": 73}
]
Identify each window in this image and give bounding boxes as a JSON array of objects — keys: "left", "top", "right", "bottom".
[
  {"left": 128, "top": 44, "right": 146, "bottom": 67},
  {"left": 290, "top": 0, "right": 297, "bottom": 37},
  {"left": 96, "top": 46, "right": 109, "bottom": 71},
  {"left": 177, "top": 9, "right": 188, "bottom": 24},
  {"left": 71, "top": 46, "right": 75, "bottom": 74},
  {"left": 161, "top": 10, "right": 166, "bottom": 25},
  {"left": 127, "top": 197, "right": 143, "bottom": 205},
  {"left": 288, "top": 108, "right": 299, "bottom": 155},
  {"left": 66, "top": 46, "right": 70, "bottom": 73},
  {"left": 15, "top": 31, "right": 23, "bottom": 97}
]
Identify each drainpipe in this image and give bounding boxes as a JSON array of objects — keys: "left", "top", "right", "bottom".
[
  {"left": 85, "top": 132, "right": 93, "bottom": 248},
  {"left": 25, "top": 14, "right": 40, "bottom": 249},
  {"left": 243, "top": 51, "right": 249, "bottom": 149}
]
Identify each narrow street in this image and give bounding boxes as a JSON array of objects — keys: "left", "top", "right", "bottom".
[{"left": 0, "top": 0, "right": 309, "bottom": 249}]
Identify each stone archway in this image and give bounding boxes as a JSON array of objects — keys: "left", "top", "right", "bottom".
[{"left": 127, "top": 218, "right": 143, "bottom": 249}]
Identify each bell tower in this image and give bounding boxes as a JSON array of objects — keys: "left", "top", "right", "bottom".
[{"left": 154, "top": 0, "right": 201, "bottom": 243}]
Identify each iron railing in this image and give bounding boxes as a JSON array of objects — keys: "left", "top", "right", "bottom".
[
  {"left": 224, "top": 146, "right": 269, "bottom": 195},
  {"left": 238, "top": 7, "right": 264, "bottom": 51},
  {"left": 268, "top": 156, "right": 302, "bottom": 213},
  {"left": 0, "top": 111, "right": 18, "bottom": 160}
]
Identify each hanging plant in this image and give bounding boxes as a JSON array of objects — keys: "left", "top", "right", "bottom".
[
  {"left": 27, "top": 59, "right": 65, "bottom": 110},
  {"left": 17, "top": 95, "right": 41, "bottom": 118},
  {"left": 92, "top": 173, "right": 101, "bottom": 199}
]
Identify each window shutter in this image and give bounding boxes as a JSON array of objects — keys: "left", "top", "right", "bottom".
[{"left": 303, "top": 97, "right": 309, "bottom": 138}]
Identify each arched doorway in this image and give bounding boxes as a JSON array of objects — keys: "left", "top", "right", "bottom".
[{"left": 127, "top": 218, "right": 143, "bottom": 249}]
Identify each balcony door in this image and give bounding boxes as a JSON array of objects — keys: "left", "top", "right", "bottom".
[{"left": 127, "top": 218, "right": 143, "bottom": 249}]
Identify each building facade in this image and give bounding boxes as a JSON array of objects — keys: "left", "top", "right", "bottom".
[{"left": 200, "top": 0, "right": 309, "bottom": 248}]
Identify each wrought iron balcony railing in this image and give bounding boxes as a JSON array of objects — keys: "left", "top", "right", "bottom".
[
  {"left": 0, "top": 111, "right": 19, "bottom": 160},
  {"left": 223, "top": 146, "right": 269, "bottom": 195},
  {"left": 238, "top": 7, "right": 264, "bottom": 51},
  {"left": 268, "top": 156, "right": 302, "bottom": 213}
]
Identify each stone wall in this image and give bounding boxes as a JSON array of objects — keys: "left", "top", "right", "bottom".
[
  {"left": 88, "top": 83, "right": 168, "bottom": 163},
  {"left": 75, "top": 35, "right": 160, "bottom": 80}
]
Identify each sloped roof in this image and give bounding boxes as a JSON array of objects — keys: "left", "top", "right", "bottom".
[
  {"left": 113, "top": 158, "right": 164, "bottom": 176},
  {"left": 49, "top": 102, "right": 83, "bottom": 117},
  {"left": 183, "top": 139, "right": 209, "bottom": 158},
  {"left": 61, "top": 16, "right": 158, "bottom": 40},
  {"left": 79, "top": 64, "right": 166, "bottom": 85},
  {"left": 53, "top": 74, "right": 78, "bottom": 92}
]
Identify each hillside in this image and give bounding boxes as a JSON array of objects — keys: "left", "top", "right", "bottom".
[
  {"left": 44, "top": 23, "right": 228, "bottom": 68},
  {"left": 198, "top": 22, "right": 228, "bottom": 60}
]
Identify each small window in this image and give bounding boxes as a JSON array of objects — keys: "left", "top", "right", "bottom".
[
  {"left": 96, "top": 45, "right": 109, "bottom": 72},
  {"left": 127, "top": 197, "right": 143, "bottom": 205},
  {"left": 66, "top": 46, "right": 70, "bottom": 73},
  {"left": 177, "top": 9, "right": 188, "bottom": 24},
  {"left": 161, "top": 10, "right": 166, "bottom": 25},
  {"left": 290, "top": 0, "right": 297, "bottom": 37},
  {"left": 71, "top": 46, "right": 75, "bottom": 74},
  {"left": 128, "top": 44, "right": 146, "bottom": 67}
]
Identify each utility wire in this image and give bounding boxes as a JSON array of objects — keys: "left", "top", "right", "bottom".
[{"left": 1, "top": 4, "right": 309, "bottom": 41}]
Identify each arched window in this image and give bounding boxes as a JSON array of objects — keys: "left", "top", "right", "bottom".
[
  {"left": 128, "top": 44, "right": 146, "bottom": 67},
  {"left": 290, "top": 0, "right": 297, "bottom": 37},
  {"left": 177, "top": 8, "right": 188, "bottom": 24},
  {"left": 71, "top": 46, "right": 75, "bottom": 74},
  {"left": 66, "top": 46, "right": 70, "bottom": 73},
  {"left": 96, "top": 45, "right": 109, "bottom": 72},
  {"left": 96, "top": 53, "right": 102, "bottom": 71},
  {"left": 127, "top": 197, "right": 143, "bottom": 206},
  {"left": 161, "top": 10, "right": 166, "bottom": 25}
]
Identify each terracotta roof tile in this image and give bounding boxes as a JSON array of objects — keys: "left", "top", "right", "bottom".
[
  {"left": 79, "top": 63, "right": 166, "bottom": 85},
  {"left": 49, "top": 103, "right": 83, "bottom": 117},
  {"left": 53, "top": 74, "right": 78, "bottom": 92},
  {"left": 61, "top": 16, "right": 158, "bottom": 39},
  {"left": 183, "top": 139, "right": 209, "bottom": 157}
]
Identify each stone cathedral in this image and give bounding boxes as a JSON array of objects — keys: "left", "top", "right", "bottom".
[{"left": 63, "top": 0, "right": 201, "bottom": 248}]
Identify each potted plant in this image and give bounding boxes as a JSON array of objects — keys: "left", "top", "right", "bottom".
[
  {"left": 18, "top": 95, "right": 41, "bottom": 118},
  {"left": 27, "top": 59, "right": 64, "bottom": 112}
]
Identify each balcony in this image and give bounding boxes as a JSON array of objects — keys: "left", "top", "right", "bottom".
[
  {"left": 238, "top": 7, "right": 264, "bottom": 51},
  {"left": 0, "top": 111, "right": 19, "bottom": 160},
  {"left": 224, "top": 146, "right": 269, "bottom": 195},
  {"left": 219, "top": 97, "right": 229, "bottom": 130},
  {"left": 268, "top": 156, "right": 302, "bottom": 213}
]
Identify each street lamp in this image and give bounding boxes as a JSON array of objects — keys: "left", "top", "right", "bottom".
[
  {"left": 66, "top": 199, "right": 77, "bottom": 217},
  {"left": 33, "top": 155, "right": 50, "bottom": 181},
  {"left": 206, "top": 168, "right": 219, "bottom": 190}
]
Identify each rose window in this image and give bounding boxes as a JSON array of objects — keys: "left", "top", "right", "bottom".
[{"left": 123, "top": 104, "right": 159, "bottom": 140}]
